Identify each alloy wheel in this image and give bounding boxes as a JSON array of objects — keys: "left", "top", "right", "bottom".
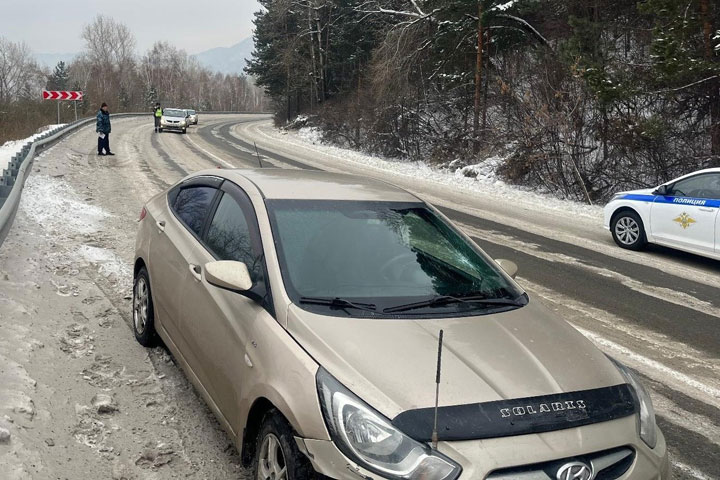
[
  {"left": 133, "top": 277, "right": 149, "bottom": 335},
  {"left": 257, "top": 433, "right": 287, "bottom": 480}
]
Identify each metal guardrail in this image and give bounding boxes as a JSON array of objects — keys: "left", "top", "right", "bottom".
[{"left": 0, "top": 111, "right": 267, "bottom": 247}]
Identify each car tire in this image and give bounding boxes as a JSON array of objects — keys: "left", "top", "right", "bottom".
[
  {"left": 133, "top": 267, "right": 157, "bottom": 347},
  {"left": 611, "top": 210, "right": 647, "bottom": 250},
  {"left": 182, "top": 128, "right": 187, "bottom": 134},
  {"left": 253, "top": 410, "right": 314, "bottom": 480},
  {"left": 158, "top": 128, "right": 163, "bottom": 133}
]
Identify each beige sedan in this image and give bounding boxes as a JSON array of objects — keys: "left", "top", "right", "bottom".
[{"left": 133, "top": 169, "right": 669, "bottom": 480}]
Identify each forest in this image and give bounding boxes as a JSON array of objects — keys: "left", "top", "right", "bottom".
[
  {"left": 247, "top": 0, "right": 720, "bottom": 203},
  {"left": 0, "top": 15, "right": 266, "bottom": 145}
]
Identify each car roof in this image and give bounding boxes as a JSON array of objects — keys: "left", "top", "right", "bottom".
[
  {"left": 670, "top": 167, "right": 720, "bottom": 183},
  {"left": 216, "top": 169, "right": 421, "bottom": 202}
]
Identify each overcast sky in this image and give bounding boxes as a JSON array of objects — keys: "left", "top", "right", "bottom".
[{"left": 0, "top": 0, "right": 261, "bottom": 55}]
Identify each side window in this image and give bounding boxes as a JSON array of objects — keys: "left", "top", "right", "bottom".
[
  {"left": 205, "top": 193, "right": 262, "bottom": 282},
  {"left": 671, "top": 174, "right": 720, "bottom": 199},
  {"left": 173, "top": 186, "right": 217, "bottom": 237}
]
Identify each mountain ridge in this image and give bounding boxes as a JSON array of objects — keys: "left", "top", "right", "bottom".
[
  {"left": 192, "top": 38, "right": 254, "bottom": 75},
  {"left": 33, "top": 38, "right": 255, "bottom": 75}
]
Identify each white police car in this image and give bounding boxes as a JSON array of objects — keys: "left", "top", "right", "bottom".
[{"left": 604, "top": 168, "right": 720, "bottom": 260}]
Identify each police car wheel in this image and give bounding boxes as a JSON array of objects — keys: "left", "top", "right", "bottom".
[{"left": 611, "top": 211, "right": 646, "bottom": 250}]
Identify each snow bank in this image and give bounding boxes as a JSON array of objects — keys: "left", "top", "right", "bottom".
[
  {"left": 0, "top": 124, "right": 67, "bottom": 171},
  {"left": 270, "top": 125, "right": 603, "bottom": 219}
]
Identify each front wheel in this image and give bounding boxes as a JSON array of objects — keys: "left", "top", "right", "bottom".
[
  {"left": 253, "top": 410, "right": 314, "bottom": 480},
  {"left": 182, "top": 128, "right": 187, "bottom": 134},
  {"left": 611, "top": 210, "right": 647, "bottom": 250},
  {"left": 158, "top": 128, "right": 163, "bottom": 133}
]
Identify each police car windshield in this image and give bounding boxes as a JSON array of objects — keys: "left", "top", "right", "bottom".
[{"left": 266, "top": 200, "right": 526, "bottom": 317}]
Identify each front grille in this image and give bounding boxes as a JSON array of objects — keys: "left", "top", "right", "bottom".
[{"left": 486, "top": 446, "right": 635, "bottom": 480}]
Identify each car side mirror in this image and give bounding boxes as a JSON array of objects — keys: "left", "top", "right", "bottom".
[
  {"left": 653, "top": 185, "right": 669, "bottom": 196},
  {"left": 205, "top": 260, "right": 252, "bottom": 292},
  {"left": 495, "top": 259, "right": 518, "bottom": 279}
]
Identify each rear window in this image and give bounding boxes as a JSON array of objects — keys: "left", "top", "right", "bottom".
[{"left": 173, "top": 186, "right": 216, "bottom": 236}]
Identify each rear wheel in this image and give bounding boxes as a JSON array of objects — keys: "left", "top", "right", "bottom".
[
  {"left": 611, "top": 210, "right": 647, "bottom": 250},
  {"left": 133, "top": 267, "right": 157, "bottom": 346},
  {"left": 253, "top": 410, "right": 314, "bottom": 480}
]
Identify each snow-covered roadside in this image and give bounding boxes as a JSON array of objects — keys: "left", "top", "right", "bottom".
[
  {"left": 21, "top": 171, "right": 131, "bottom": 289},
  {"left": 0, "top": 124, "right": 67, "bottom": 171},
  {"left": 266, "top": 125, "right": 604, "bottom": 220},
  {"left": 0, "top": 119, "right": 252, "bottom": 479}
]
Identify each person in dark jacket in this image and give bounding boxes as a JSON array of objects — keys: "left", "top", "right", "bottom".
[
  {"left": 153, "top": 102, "right": 163, "bottom": 132},
  {"left": 96, "top": 103, "right": 114, "bottom": 156}
]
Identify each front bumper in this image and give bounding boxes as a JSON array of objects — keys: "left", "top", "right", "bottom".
[
  {"left": 297, "top": 415, "right": 669, "bottom": 480},
  {"left": 161, "top": 122, "right": 186, "bottom": 131}
]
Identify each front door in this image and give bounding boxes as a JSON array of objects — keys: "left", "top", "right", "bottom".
[
  {"left": 179, "top": 182, "right": 271, "bottom": 431},
  {"left": 650, "top": 173, "right": 720, "bottom": 254}
]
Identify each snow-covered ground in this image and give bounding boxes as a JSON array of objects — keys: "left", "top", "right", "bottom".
[
  {"left": 263, "top": 125, "right": 604, "bottom": 220},
  {"left": 22, "top": 173, "right": 131, "bottom": 286},
  {"left": 0, "top": 124, "right": 67, "bottom": 172}
]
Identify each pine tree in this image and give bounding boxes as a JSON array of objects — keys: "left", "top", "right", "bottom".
[
  {"left": 640, "top": 0, "right": 720, "bottom": 160},
  {"left": 145, "top": 85, "right": 159, "bottom": 108},
  {"left": 46, "top": 61, "right": 69, "bottom": 91}
]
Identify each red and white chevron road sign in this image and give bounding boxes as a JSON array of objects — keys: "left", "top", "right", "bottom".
[{"left": 42, "top": 90, "right": 83, "bottom": 101}]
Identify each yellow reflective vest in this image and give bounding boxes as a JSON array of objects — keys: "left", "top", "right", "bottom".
[{"left": 154, "top": 107, "right": 162, "bottom": 117}]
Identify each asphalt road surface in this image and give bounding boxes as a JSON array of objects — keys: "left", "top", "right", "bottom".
[{"left": 0, "top": 114, "right": 717, "bottom": 479}]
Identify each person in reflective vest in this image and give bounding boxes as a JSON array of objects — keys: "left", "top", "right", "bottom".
[{"left": 154, "top": 103, "right": 163, "bottom": 132}]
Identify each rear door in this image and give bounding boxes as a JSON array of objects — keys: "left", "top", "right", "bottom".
[
  {"left": 650, "top": 173, "right": 720, "bottom": 255},
  {"left": 148, "top": 177, "right": 222, "bottom": 346},
  {"left": 179, "top": 181, "right": 273, "bottom": 430}
]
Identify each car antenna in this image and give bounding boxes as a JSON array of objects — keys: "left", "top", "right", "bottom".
[
  {"left": 253, "top": 141, "right": 264, "bottom": 168},
  {"left": 432, "top": 329, "right": 444, "bottom": 450}
]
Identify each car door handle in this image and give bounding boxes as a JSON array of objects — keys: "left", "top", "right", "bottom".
[
  {"left": 189, "top": 264, "right": 202, "bottom": 281},
  {"left": 698, "top": 207, "right": 714, "bottom": 212},
  {"left": 156, "top": 220, "right": 166, "bottom": 232}
]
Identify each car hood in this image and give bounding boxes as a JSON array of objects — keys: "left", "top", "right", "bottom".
[
  {"left": 162, "top": 115, "right": 185, "bottom": 120},
  {"left": 615, "top": 187, "right": 655, "bottom": 197},
  {"left": 287, "top": 301, "right": 625, "bottom": 419}
]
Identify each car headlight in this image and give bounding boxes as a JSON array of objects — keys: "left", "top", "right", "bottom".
[
  {"left": 317, "top": 368, "right": 461, "bottom": 480},
  {"left": 609, "top": 357, "right": 657, "bottom": 448}
]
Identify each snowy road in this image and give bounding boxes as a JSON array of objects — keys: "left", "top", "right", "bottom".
[{"left": 0, "top": 114, "right": 717, "bottom": 479}]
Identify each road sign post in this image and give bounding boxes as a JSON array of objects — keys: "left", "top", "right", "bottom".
[{"left": 42, "top": 90, "right": 84, "bottom": 125}]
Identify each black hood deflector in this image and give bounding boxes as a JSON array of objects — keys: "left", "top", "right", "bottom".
[{"left": 392, "top": 384, "right": 637, "bottom": 442}]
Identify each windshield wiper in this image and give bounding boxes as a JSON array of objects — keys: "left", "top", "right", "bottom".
[
  {"left": 299, "top": 296, "right": 378, "bottom": 313},
  {"left": 382, "top": 294, "right": 524, "bottom": 314}
]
